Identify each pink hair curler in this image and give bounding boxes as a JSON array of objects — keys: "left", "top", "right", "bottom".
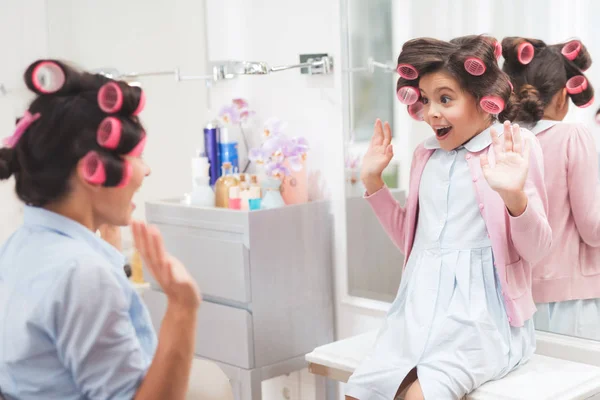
[
  {"left": 579, "top": 96, "right": 594, "bottom": 109},
  {"left": 464, "top": 57, "right": 486, "bottom": 76},
  {"left": 508, "top": 80, "right": 514, "bottom": 93},
  {"left": 97, "top": 117, "right": 122, "bottom": 150},
  {"left": 81, "top": 152, "right": 106, "bottom": 185},
  {"left": 561, "top": 40, "right": 582, "bottom": 61},
  {"left": 566, "top": 75, "right": 588, "bottom": 95},
  {"left": 98, "top": 82, "right": 123, "bottom": 114},
  {"left": 517, "top": 42, "right": 534, "bottom": 65},
  {"left": 127, "top": 132, "right": 147, "bottom": 157},
  {"left": 396, "top": 86, "right": 419, "bottom": 105},
  {"left": 494, "top": 41, "right": 503, "bottom": 60},
  {"left": 407, "top": 102, "right": 424, "bottom": 121},
  {"left": 133, "top": 90, "right": 146, "bottom": 115},
  {"left": 480, "top": 96, "right": 505, "bottom": 114},
  {"left": 116, "top": 162, "right": 133, "bottom": 188},
  {"left": 397, "top": 63, "right": 419, "bottom": 80},
  {"left": 32, "top": 61, "right": 66, "bottom": 94}
]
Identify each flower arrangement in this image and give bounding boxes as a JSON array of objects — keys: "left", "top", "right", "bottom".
[{"left": 248, "top": 118, "right": 309, "bottom": 179}]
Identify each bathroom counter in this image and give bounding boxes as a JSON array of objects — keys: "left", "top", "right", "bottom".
[{"left": 143, "top": 199, "right": 334, "bottom": 400}]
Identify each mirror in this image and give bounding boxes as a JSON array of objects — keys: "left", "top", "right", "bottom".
[{"left": 341, "top": 0, "right": 600, "bottom": 341}]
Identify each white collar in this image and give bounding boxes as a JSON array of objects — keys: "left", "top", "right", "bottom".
[
  {"left": 530, "top": 120, "right": 560, "bottom": 135},
  {"left": 423, "top": 122, "right": 505, "bottom": 152}
]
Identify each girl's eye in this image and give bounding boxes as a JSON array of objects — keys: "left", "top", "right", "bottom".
[
  {"left": 421, "top": 97, "right": 429, "bottom": 105},
  {"left": 441, "top": 95, "right": 451, "bottom": 104}
]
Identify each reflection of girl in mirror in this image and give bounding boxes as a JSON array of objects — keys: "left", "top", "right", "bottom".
[
  {"left": 0, "top": 60, "right": 201, "bottom": 399},
  {"left": 502, "top": 37, "right": 600, "bottom": 341},
  {"left": 346, "top": 35, "right": 552, "bottom": 400}
]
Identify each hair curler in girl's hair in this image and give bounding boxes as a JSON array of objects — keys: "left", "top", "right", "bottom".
[
  {"left": 517, "top": 42, "right": 535, "bottom": 65},
  {"left": 480, "top": 96, "right": 505, "bottom": 114},
  {"left": 81, "top": 151, "right": 133, "bottom": 188},
  {"left": 407, "top": 102, "right": 424, "bottom": 121},
  {"left": 97, "top": 81, "right": 145, "bottom": 116},
  {"left": 566, "top": 75, "right": 588, "bottom": 95},
  {"left": 494, "top": 41, "right": 503, "bottom": 60},
  {"left": 580, "top": 96, "right": 594, "bottom": 109},
  {"left": 396, "top": 86, "right": 420, "bottom": 105},
  {"left": 397, "top": 64, "right": 419, "bottom": 80},
  {"left": 464, "top": 57, "right": 486, "bottom": 76},
  {"left": 562, "top": 40, "right": 582, "bottom": 61}
]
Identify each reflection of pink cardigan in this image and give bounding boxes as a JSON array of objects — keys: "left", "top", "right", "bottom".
[
  {"left": 365, "top": 130, "right": 552, "bottom": 327},
  {"left": 531, "top": 122, "right": 600, "bottom": 304}
]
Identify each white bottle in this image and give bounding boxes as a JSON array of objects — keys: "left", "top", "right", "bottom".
[{"left": 190, "top": 154, "right": 215, "bottom": 207}]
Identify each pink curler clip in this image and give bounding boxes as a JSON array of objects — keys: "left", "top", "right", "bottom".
[
  {"left": 127, "top": 132, "right": 147, "bottom": 158},
  {"left": 561, "top": 40, "right": 581, "bottom": 61},
  {"left": 97, "top": 117, "right": 122, "bottom": 150},
  {"left": 116, "top": 162, "right": 133, "bottom": 188},
  {"left": 133, "top": 90, "right": 146, "bottom": 115},
  {"left": 508, "top": 80, "right": 514, "bottom": 93},
  {"left": 517, "top": 42, "right": 534, "bottom": 65},
  {"left": 579, "top": 96, "right": 594, "bottom": 109},
  {"left": 494, "top": 41, "right": 503, "bottom": 60},
  {"left": 464, "top": 57, "right": 486, "bottom": 76},
  {"left": 566, "top": 75, "right": 588, "bottom": 95},
  {"left": 98, "top": 82, "right": 123, "bottom": 114},
  {"left": 480, "top": 96, "right": 505, "bottom": 114},
  {"left": 396, "top": 86, "right": 419, "bottom": 105},
  {"left": 407, "top": 102, "right": 424, "bottom": 121},
  {"left": 81, "top": 152, "right": 106, "bottom": 185},
  {"left": 32, "top": 61, "right": 66, "bottom": 94},
  {"left": 397, "top": 64, "right": 419, "bottom": 80}
]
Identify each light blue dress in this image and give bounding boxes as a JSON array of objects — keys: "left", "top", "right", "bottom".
[
  {"left": 346, "top": 125, "right": 535, "bottom": 400},
  {"left": 0, "top": 207, "right": 157, "bottom": 399}
]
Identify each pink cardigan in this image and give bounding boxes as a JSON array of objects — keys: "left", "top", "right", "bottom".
[
  {"left": 366, "top": 129, "right": 552, "bottom": 327},
  {"left": 531, "top": 122, "right": 600, "bottom": 303}
]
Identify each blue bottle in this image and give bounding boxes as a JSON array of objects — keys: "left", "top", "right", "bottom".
[{"left": 218, "top": 126, "right": 239, "bottom": 171}]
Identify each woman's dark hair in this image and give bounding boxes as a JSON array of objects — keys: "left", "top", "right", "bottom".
[
  {"left": 501, "top": 37, "right": 593, "bottom": 124},
  {"left": 396, "top": 35, "right": 514, "bottom": 122},
  {"left": 0, "top": 59, "right": 146, "bottom": 206}
]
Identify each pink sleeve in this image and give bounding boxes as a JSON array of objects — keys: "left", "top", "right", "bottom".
[
  {"left": 365, "top": 186, "right": 408, "bottom": 253},
  {"left": 567, "top": 124, "right": 600, "bottom": 246},
  {"left": 508, "top": 132, "right": 552, "bottom": 264}
]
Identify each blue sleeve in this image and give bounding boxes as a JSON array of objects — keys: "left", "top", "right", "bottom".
[{"left": 50, "top": 262, "right": 149, "bottom": 399}]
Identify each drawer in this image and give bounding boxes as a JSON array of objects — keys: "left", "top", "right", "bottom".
[
  {"left": 143, "top": 224, "right": 251, "bottom": 304},
  {"left": 144, "top": 289, "right": 255, "bottom": 369}
]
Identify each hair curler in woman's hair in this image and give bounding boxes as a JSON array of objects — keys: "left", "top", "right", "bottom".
[
  {"left": 81, "top": 151, "right": 133, "bottom": 188},
  {"left": 396, "top": 86, "right": 420, "bottom": 105},
  {"left": 464, "top": 57, "right": 486, "bottom": 76},
  {"left": 97, "top": 81, "right": 145, "bottom": 116},
  {"left": 407, "top": 102, "right": 424, "bottom": 121},
  {"left": 29, "top": 61, "right": 66, "bottom": 94},
  {"left": 96, "top": 117, "right": 147, "bottom": 156},
  {"left": 397, "top": 63, "right": 419, "bottom": 80},
  {"left": 480, "top": 96, "right": 505, "bottom": 114},
  {"left": 566, "top": 75, "right": 588, "bottom": 95},
  {"left": 517, "top": 42, "right": 535, "bottom": 65}
]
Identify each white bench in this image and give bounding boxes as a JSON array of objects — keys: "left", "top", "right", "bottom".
[{"left": 306, "top": 331, "right": 600, "bottom": 400}]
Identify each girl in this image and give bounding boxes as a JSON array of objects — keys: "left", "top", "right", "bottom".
[
  {"left": 502, "top": 37, "right": 600, "bottom": 340},
  {"left": 346, "top": 35, "right": 552, "bottom": 400},
  {"left": 0, "top": 60, "right": 200, "bottom": 399}
]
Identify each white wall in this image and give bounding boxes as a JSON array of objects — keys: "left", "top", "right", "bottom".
[{"left": 0, "top": 0, "right": 48, "bottom": 242}]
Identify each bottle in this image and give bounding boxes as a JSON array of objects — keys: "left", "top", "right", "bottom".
[
  {"left": 203, "top": 121, "right": 221, "bottom": 186},
  {"left": 228, "top": 186, "right": 242, "bottom": 210},
  {"left": 190, "top": 153, "right": 215, "bottom": 207},
  {"left": 215, "top": 162, "right": 239, "bottom": 208},
  {"left": 249, "top": 175, "right": 261, "bottom": 199},
  {"left": 218, "top": 126, "right": 239, "bottom": 171}
]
